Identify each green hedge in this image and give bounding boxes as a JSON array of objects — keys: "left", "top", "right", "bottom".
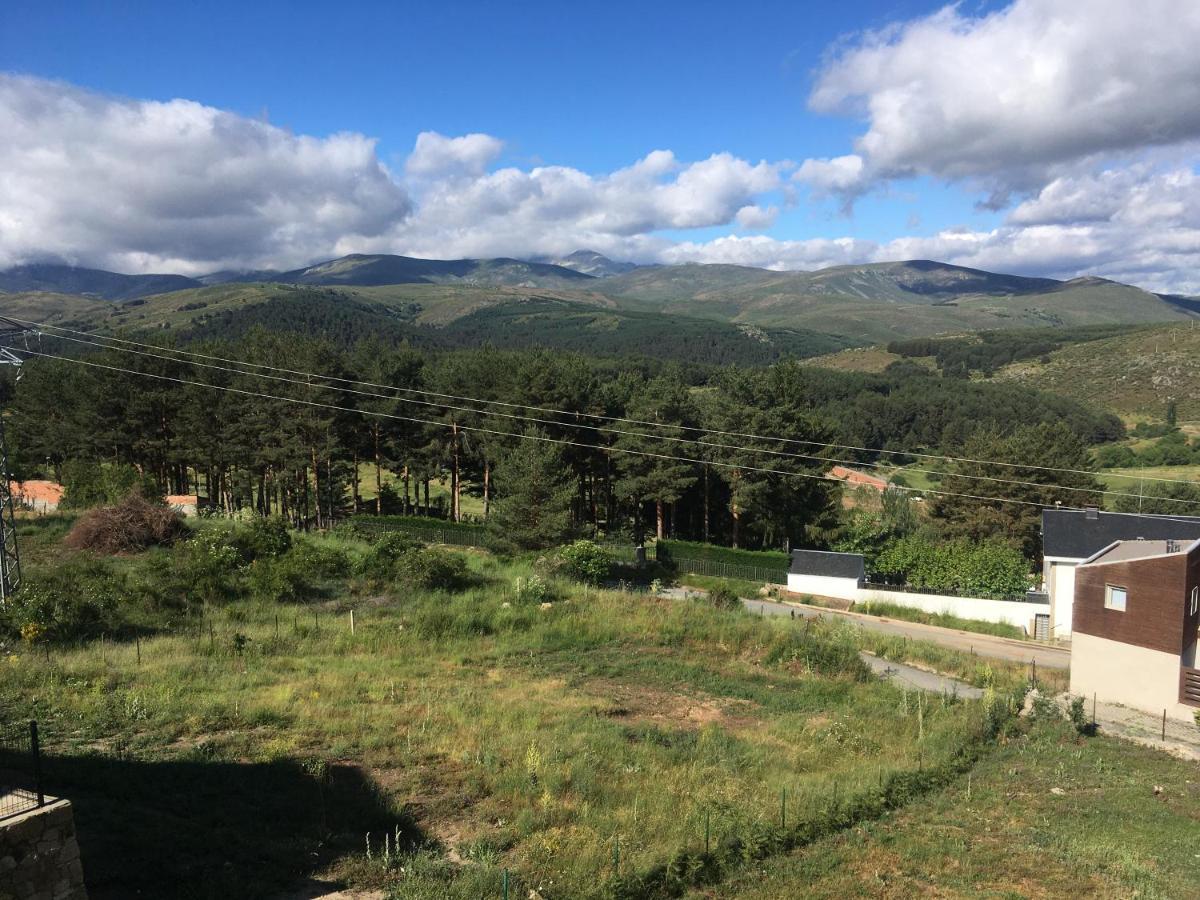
[{"left": 656, "top": 540, "right": 789, "bottom": 569}]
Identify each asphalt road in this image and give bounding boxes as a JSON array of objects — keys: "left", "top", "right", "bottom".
[{"left": 732, "top": 594, "right": 1070, "bottom": 670}]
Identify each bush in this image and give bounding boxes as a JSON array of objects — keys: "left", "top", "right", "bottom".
[
  {"left": 873, "top": 534, "right": 1029, "bottom": 598},
  {"left": 285, "top": 540, "right": 352, "bottom": 580},
  {"left": 356, "top": 532, "right": 424, "bottom": 581},
  {"left": 175, "top": 529, "right": 242, "bottom": 606},
  {"left": 64, "top": 494, "right": 187, "bottom": 554},
  {"left": 706, "top": 585, "right": 741, "bottom": 610},
  {"left": 60, "top": 460, "right": 160, "bottom": 509},
  {"left": 557, "top": 540, "right": 614, "bottom": 585},
  {"left": 513, "top": 574, "right": 552, "bottom": 605},
  {"left": 355, "top": 534, "right": 468, "bottom": 591},
  {"left": 0, "top": 556, "right": 126, "bottom": 642},
  {"left": 392, "top": 547, "right": 470, "bottom": 592},
  {"left": 229, "top": 517, "right": 292, "bottom": 563}
]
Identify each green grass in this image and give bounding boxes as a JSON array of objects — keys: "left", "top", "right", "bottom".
[
  {"left": 698, "top": 718, "right": 1200, "bottom": 898},
  {"left": 0, "top": 522, "right": 1184, "bottom": 898},
  {"left": 846, "top": 598, "right": 1027, "bottom": 641},
  {"left": 0, "top": 528, "right": 1010, "bottom": 899}
]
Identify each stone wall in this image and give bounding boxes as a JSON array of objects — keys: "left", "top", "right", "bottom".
[{"left": 0, "top": 799, "right": 87, "bottom": 900}]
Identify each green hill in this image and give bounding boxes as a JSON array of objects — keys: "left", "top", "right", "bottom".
[
  {"left": 3, "top": 282, "right": 853, "bottom": 367},
  {"left": 994, "top": 322, "right": 1200, "bottom": 422}
]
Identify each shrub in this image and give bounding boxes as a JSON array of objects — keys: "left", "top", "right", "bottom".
[
  {"left": 513, "top": 574, "right": 551, "bottom": 605},
  {"left": 60, "top": 460, "right": 160, "bottom": 509},
  {"left": 356, "top": 532, "right": 424, "bottom": 581},
  {"left": 285, "top": 540, "right": 352, "bottom": 580},
  {"left": 64, "top": 494, "right": 187, "bottom": 554},
  {"left": 392, "top": 547, "right": 469, "bottom": 592},
  {"left": 175, "top": 529, "right": 242, "bottom": 606},
  {"left": 556, "top": 540, "right": 614, "bottom": 585},
  {"left": 229, "top": 517, "right": 292, "bottom": 563},
  {"left": 0, "top": 556, "right": 126, "bottom": 642},
  {"left": 706, "top": 585, "right": 741, "bottom": 610}
]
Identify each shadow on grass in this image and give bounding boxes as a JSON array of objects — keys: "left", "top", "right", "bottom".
[{"left": 42, "top": 751, "right": 421, "bottom": 899}]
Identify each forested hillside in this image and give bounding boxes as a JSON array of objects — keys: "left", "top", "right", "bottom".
[{"left": 6, "top": 330, "right": 1121, "bottom": 551}]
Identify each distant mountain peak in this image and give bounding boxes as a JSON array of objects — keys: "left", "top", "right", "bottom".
[{"left": 540, "top": 250, "right": 640, "bottom": 277}]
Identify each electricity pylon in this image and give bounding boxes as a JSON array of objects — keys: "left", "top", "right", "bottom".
[{"left": 0, "top": 318, "right": 36, "bottom": 604}]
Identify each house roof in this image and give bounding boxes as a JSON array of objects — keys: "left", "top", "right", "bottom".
[
  {"left": 9, "top": 480, "right": 64, "bottom": 505},
  {"left": 1043, "top": 508, "right": 1200, "bottom": 560},
  {"left": 790, "top": 549, "right": 865, "bottom": 579},
  {"left": 1082, "top": 538, "right": 1200, "bottom": 566},
  {"left": 165, "top": 494, "right": 199, "bottom": 506},
  {"left": 827, "top": 465, "right": 888, "bottom": 491}
]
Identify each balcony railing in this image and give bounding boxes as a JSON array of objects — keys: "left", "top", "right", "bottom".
[{"left": 1180, "top": 667, "right": 1200, "bottom": 708}]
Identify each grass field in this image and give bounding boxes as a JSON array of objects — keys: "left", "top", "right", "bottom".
[
  {"left": 1100, "top": 464, "right": 1200, "bottom": 492},
  {"left": 699, "top": 716, "right": 1200, "bottom": 898},
  {"left": 0, "top": 522, "right": 1191, "bottom": 898}
]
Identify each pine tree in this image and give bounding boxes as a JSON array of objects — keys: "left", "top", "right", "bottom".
[{"left": 487, "top": 430, "right": 576, "bottom": 550}]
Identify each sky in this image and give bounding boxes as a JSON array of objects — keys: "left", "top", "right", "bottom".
[{"left": 2, "top": 0, "right": 1200, "bottom": 292}]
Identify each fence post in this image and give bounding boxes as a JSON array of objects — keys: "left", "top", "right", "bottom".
[
  {"left": 704, "top": 808, "right": 710, "bottom": 853},
  {"left": 29, "top": 721, "right": 43, "bottom": 807}
]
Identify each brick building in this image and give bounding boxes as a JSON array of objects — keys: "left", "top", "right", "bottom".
[{"left": 1069, "top": 537, "right": 1200, "bottom": 722}]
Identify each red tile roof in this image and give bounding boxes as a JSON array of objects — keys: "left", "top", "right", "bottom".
[
  {"left": 827, "top": 465, "right": 889, "bottom": 491},
  {"left": 9, "top": 480, "right": 65, "bottom": 506}
]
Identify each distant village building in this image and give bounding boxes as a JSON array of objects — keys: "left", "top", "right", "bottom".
[
  {"left": 1042, "top": 508, "right": 1200, "bottom": 639},
  {"left": 165, "top": 494, "right": 201, "bottom": 517},
  {"left": 9, "top": 480, "right": 64, "bottom": 513},
  {"left": 826, "top": 465, "right": 889, "bottom": 492},
  {"left": 1069, "top": 537, "right": 1200, "bottom": 722}
]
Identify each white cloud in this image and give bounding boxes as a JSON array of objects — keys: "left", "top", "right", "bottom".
[
  {"left": 405, "top": 131, "right": 504, "bottom": 179},
  {"left": 659, "top": 234, "right": 875, "bottom": 271},
  {"left": 793, "top": 154, "right": 866, "bottom": 195},
  {"left": 735, "top": 204, "right": 779, "bottom": 230},
  {"left": 0, "top": 75, "right": 787, "bottom": 273},
  {"left": 0, "top": 74, "right": 412, "bottom": 274},
  {"left": 805, "top": 0, "right": 1200, "bottom": 196}
]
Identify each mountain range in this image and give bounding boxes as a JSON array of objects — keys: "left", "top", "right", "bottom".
[{"left": 1, "top": 252, "right": 1197, "bottom": 350}]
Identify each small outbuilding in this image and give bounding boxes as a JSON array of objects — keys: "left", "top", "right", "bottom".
[
  {"left": 1069, "top": 537, "right": 1200, "bottom": 722},
  {"left": 787, "top": 549, "right": 864, "bottom": 599}
]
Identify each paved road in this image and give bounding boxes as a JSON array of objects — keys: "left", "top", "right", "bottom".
[
  {"left": 858, "top": 652, "right": 983, "bottom": 699},
  {"left": 742, "top": 596, "right": 1070, "bottom": 670},
  {"left": 662, "top": 587, "right": 1069, "bottom": 670}
]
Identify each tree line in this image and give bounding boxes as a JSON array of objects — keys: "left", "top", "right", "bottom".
[{"left": 5, "top": 328, "right": 1116, "bottom": 553}]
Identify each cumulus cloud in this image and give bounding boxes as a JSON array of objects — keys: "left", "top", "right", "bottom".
[
  {"left": 0, "top": 73, "right": 412, "bottom": 274},
  {"left": 804, "top": 0, "right": 1200, "bottom": 196},
  {"left": 405, "top": 131, "right": 504, "bottom": 179},
  {"left": 0, "top": 74, "right": 787, "bottom": 273}
]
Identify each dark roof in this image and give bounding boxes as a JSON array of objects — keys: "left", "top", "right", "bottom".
[
  {"left": 790, "top": 549, "right": 864, "bottom": 579},
  {"left": 1042, "top": 508, "right": 1200, "bottom": 560}
]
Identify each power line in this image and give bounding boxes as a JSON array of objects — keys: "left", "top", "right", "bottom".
[
  {"left": 14, "top": 315, "right": 1196, "bottom": 488},
  {"left": 17, "top": 346, "right": 1147, "bottom": 516},
  {"left": 20, "top": 330, "right": 1200, "bottom": 510}
]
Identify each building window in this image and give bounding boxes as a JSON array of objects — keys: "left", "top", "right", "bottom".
[
  {"left": 1105, "top": 584, "right": 1127, "bottom": 612},
  {"left": 1191, "top": 586, "right": 1199, "bottom": 616}
]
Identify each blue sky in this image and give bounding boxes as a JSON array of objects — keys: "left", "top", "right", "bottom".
[{"left": 2, "top": 0, "right": 1199, "bottom": 291}]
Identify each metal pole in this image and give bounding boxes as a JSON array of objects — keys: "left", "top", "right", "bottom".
[{"left": 30, "top": 721, "right": 43, "bottom": 807}]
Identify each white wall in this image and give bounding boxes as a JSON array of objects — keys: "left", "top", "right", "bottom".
[
  {"left": 1046, "top": 558, "right": 1078, "bottom": 638},
  {"left": 1071, "top": 631, "right": 1195, "bottom": 722},
  {"left": 786, "top": 573, "right": 861, "bottom": 601},
  {"left": 854, "top": 588, "right": 1041, "bottom": 632},
  {"left": 786, "top": 573, "right": 1045, "bottom": 633}
]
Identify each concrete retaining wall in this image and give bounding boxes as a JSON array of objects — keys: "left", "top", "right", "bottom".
[
  {"left": 0, "top": 799, "right": 87, "bottom": 900},
  {"left": 787, "top": 573, "right": 1046, "bottom": 633}
]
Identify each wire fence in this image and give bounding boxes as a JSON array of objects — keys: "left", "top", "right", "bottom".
[{"left": 0, "top": 720, "right": 44, "bottom": 822}]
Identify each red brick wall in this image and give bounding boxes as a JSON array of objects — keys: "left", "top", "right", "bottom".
[{"left": 1074, "top": 550, "right": 1193, "bottom": 655}]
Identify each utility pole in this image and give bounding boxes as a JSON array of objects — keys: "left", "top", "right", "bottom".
[{"left": 0, "top": 317, "right": 37, "bottom": 605}]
